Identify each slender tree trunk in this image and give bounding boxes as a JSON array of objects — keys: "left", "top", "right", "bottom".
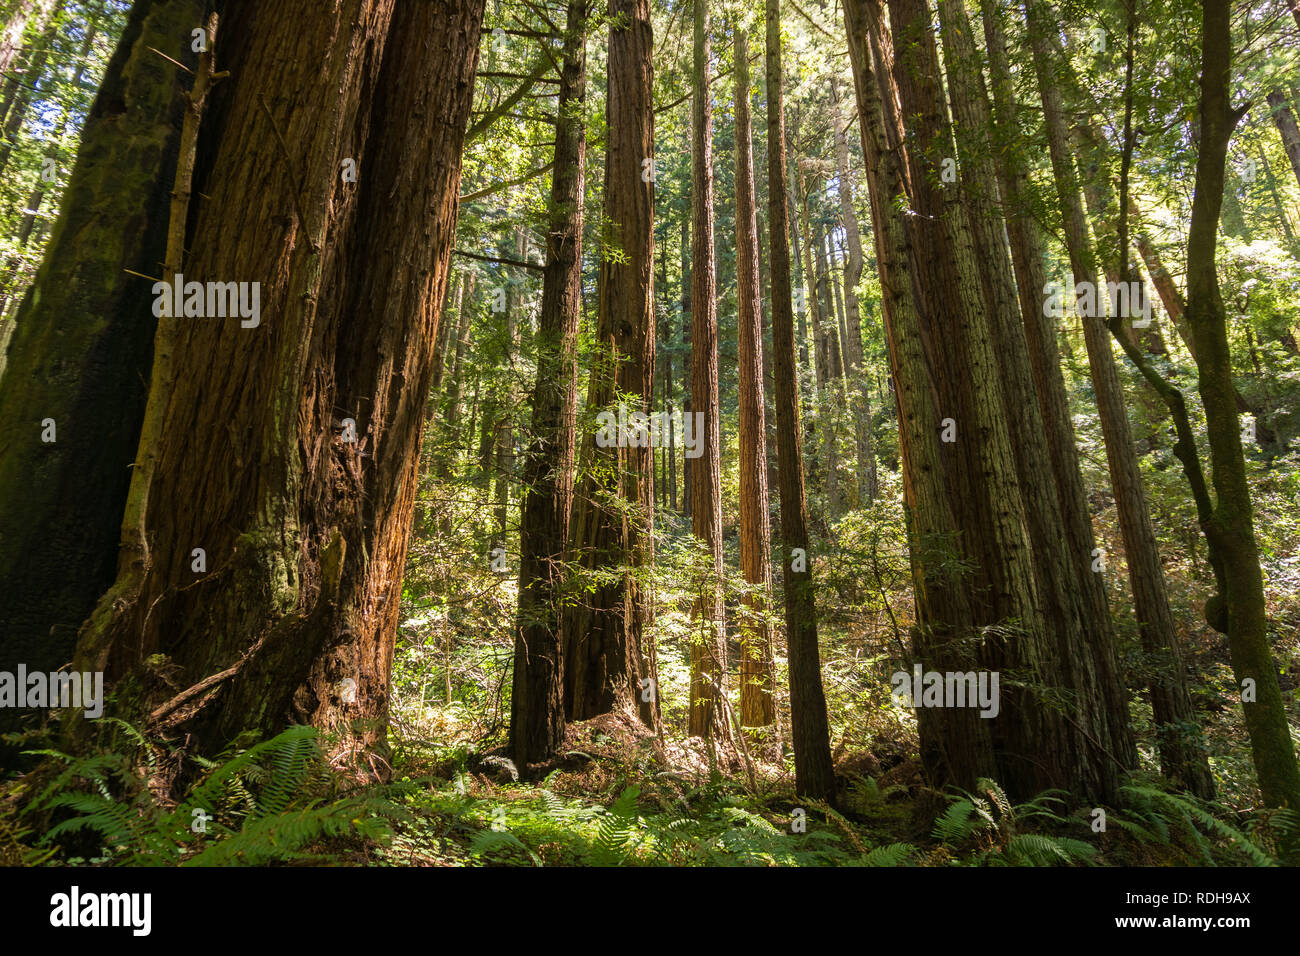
[
  {"left": 734, "top": 25, "right": 775, "bottom": 730},
  {"left": 1186, "top": 0, "right": 1300, "bottom": 823},
  {"left": 765, "top": 0, "right": 835, "bottom": 801},
  {"left": 687, "top": 0, "right": 727, "bottom": 744},
  {"left": 428, "top": 274, "right": 461, "bottom": 401},
  {"left": 1266, "top": 89, "right": 1300, "bottom": 190},
  {"left": 0, "top": 0, "right": 57, "bottom": 120},
  {"left": 787, "top": 169, "right": 810, "bottom": 370},
  {"left": 815, "top": 221, "right": 841, "bottom": 518},
  {"left": 807, "top": 200, "right": 831, "bottom": 390},
  {"left": 0, "top": 11, "right": 56, "bottom": 177},
  {"left": 561, "top": 0, "right": 659, "bottom": 731},
  {"left": 512, "top": 0, "right": 586, "bottom": 768},
  {"left": 831, "top": 79, "right": 876, "bottom": 505},
  {"left": 1026, "top": 0, "right": 1212, "bottom": 795},
  {"left": 680, "top": 153, "right": 693, "bottom": 524},
  {"left": 440, "top": 271, "right": 477, "bottom": 474}
]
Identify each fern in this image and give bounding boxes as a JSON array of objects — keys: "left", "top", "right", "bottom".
[
  {"left": 1120, "top": 785, "right": 1277, "bottom": 866},
  {"left": 932, "top": 799, "right": 989, "bottom": 843},
  {"left": 1002, "top": 834, "right": 1096, "bottom": 867},
  {"left": 860, "top": 842, "right": 916, "bottom": 867},
  {"left": 469, "top": 827, "right": 540, "bottom": 865},
  {"left": 591, "top": 787, "right": 642, "bottom": 865},
  {"left": 28, "top": 725, "right": 403, "bottom": 866}
]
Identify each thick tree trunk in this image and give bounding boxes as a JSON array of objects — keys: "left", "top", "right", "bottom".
[
  {"left": 845, "top": 0, "right": 996, "bottom": 792},
  {"left": 734, "top": 26, "right": 775, "bottom": 730},
  {"left": 765, "top": 0, "right": 835, "bottom": 801},
  {"left": 0, "top": 0, "right": 203, "bottom": 755},
  {"left": 512, "top": 0, "right": 586, "bottom": 768},
  {"left": 561, "top": 0, "right": 659, "bottom": 731},
  {"left": 687, "top": 0, "right": 727, "bottom": 744},
  {"left": 1186, "top": 0, "right": 1300, "bottom": 822},
  {"left": 934, "top": 0, "right": 1141, "bottom": 794},
  {"left": 72, "top": 0, "right": 485, "bottom": 773},
  {"left": 1026, "top": 0, "right": 1211, "bottom": 796},
  {"left": 892, "top": 0, "right": 1092, "bottom": 799},
  {"left": 845, "top": 0, "right": 1136, "bottom": 800}
]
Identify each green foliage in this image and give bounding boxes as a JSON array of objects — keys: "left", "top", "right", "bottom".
[
  {"left": 1114, "top": 784, "right": 1287, "bottom": 866},
  {"left": 931, "top": 780, "right": 1096, "bottom": 867},
  {"left": 22, "top": 725, "right": 408, "bottom": 866}
]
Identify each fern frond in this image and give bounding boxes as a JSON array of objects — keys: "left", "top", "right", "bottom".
[{"left": 860, "top": 842, "right": 916, "bottom": 867}]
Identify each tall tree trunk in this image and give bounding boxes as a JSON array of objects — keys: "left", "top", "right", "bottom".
[
  {"left": 0, "top": 0, "right": 203, "bottom": 756},
  {"left": 1266, "top": 89, "right": 1300, "bottom": 190},
  {"left": 844, "top": 0, "right": 996, "bottom": 792},
  {"left": 815, "top": 220, "right": 841, "bottom": 519},
  {"left": 492, "top": 231, "right": 524, "bottom": 551},
  {"left": 734, "top": 25, "right": 775, "bottom": 730},
  {"left": 72, "top": 0, "right": 485, "bottom": 773},
  {"left": 848, "top": 0, "right": 1135, "bottom": 800},
  {"left": 0, "top": 11, "right": 56, "bottom": 177},
  {"left": 512, "top": 0, "right": 586, "bottom": 768},
  {"left": 935, "top": 0, "right": 1141, "bottom": 791},
  {"left": 561, "top": 0, "right": 659, "bottom": 731},
  {"left": 807, "top": 201, "right": 831, "bottom": 390},
  {"left": 1186, "top": 0, "right": 1300, "bottom": 822},
  {"left": 428, "top": 274, "right": 461, "bottom": 401},
  {"left": 1025, "top": 0, "right": 1211, "bottom": 795},
  {"left": 0, "top": 0, "right": 57, "bottom": 118},
  {"left": 765, "top": 0, "right": 835, "bottom": 801},
  {"left": 687, "top": 0, "right": 727, "bottom": 744},
  {"left": 679, "top": 144, "right": 692, "bottom": 524},
  {"left": 831, "top": 78, "right": 876, "bottom": 505},
  {"left": 787, "top": 168, "right": 810, "bottom": 370}
]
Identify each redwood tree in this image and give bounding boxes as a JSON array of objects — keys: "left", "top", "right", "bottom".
[
  {"left": 734, "top": 23, "right": 775, "bottom": 730},
  {"left": 687, "top": 0, "right": 727, "bottom": 743},
  {"left": 765, "top": 0, "right": 835, "bottom": 801},
  {"left": 561, "top": 0, "right": 659, "bottom": 731},
  {"left": 0, "top": 0, "right": 203, "bottom": 754},
  {"left": 72, "top": 0, "right": 486, "bottom": 771},
  {"left": 512, "top": 0, "right": 587, "bottom": 768}
]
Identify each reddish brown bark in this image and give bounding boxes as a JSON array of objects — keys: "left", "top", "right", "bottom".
[
  {"left": 561, "top": 0, "right": 659, "bottom": 731},
  {"left": 73, "top": 0, "right": 485, "bottom": 773}
]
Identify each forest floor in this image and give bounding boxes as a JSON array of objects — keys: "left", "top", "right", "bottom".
[{"left": 366, "top": 696, "right": 1283, "bottom": 867}]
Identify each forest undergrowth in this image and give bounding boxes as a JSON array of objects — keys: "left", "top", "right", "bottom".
[{"left": 5, "top": 424, "right": 1296, "bottom": 868}]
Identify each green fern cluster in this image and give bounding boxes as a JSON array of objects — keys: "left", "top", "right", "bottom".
[
  {"left": 1109, "top": 784, "right": 1292, "bottom": 866},
  {"left": 931, "top": 779, "right": 1097, "bottom": 866},
  {"left": 22, "top": 724, "right": 409, "bottom": 866}
]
